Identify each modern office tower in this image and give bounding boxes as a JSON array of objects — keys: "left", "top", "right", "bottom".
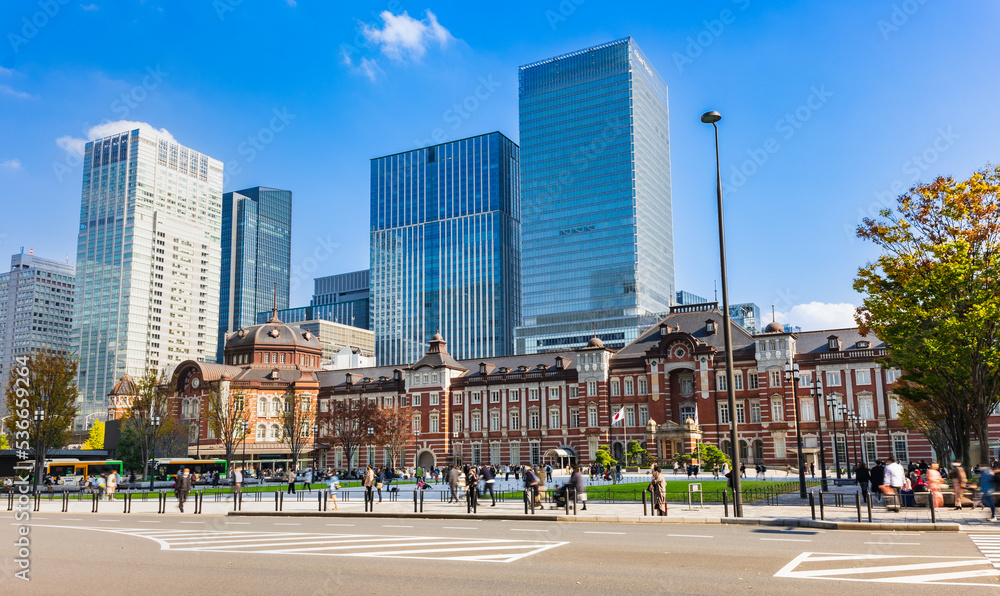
[
  {"left": 676, "top": 290, "right": 710, "bottom": 306},
  {"left": 516, "top": 37, "right": 674, "bottom": 354},
  {"left": 73, "top": 128, "right": 223, "bottom": 421},
  {"left": 311, "top": 270, "right": 370, "bottom": 330},
  {"left": 218, "top": 186, "right": 293, "bottom": 361},
  {"left": 370, "top": 132, "right": 520, "bottom": 365},
  {"left": 730, "top": 303, "right": 762, "bottom": 335},
  {"left": 0, "top": 250, "right": 75, "bottom": 416}
]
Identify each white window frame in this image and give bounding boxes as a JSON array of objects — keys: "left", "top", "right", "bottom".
[
  {"left": 771, "top": 397, "right": 783, "bottom": 422},
  {"left": 509, "top": 410, "right": 520, "bottom": 430},
  {"left": 826, "top": 371, "right": 841, "bottom": 387},
  {"left": 750, "top": 401, "right": 761, "bottom": 423},
  {"left": 718, "top": 403, "right": 730, "bottom": 424},
  {"left": 717, "top": 373, "right": 728, "bottom": 391},
  {"left": 855, "top": 370, "right": 871, "bottom": 385}
]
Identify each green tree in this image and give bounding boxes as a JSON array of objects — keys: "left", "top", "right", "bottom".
[
  {"left": 696, "top": 442, "right": 731, "bottom": 469},
  {"left": 0, "top": 432, "right": 9, "bottom": 449},
  {"left": 625, "top": 440, "right": 646, "bottom": 467},
  {"left": 83, "top": 420, "right": 105, "bottom": 449},
  {"left": 594, "top": 445, "right": 616, "bottom": 468},
  {"left": 205, "top": 385, "right": 250, "bottom": 471},
  {"left": 115, "top": 427, "right": 144, "bottom": 474},
  {"left": 3, "top": 350, "right": 80, "bottom": 486},
  {"left": 120, "top": 369, "right": 175, "bottom": 483},
  {"left": 855, "top": 165, "right": 1000, "bottom": 468}
]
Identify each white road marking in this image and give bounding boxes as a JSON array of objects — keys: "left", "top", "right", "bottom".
[
  {"left": 224, "top": 522, "right": 249, "bottom": 525},
  {"left": 775, "top": 551, "right": 1000, "bottom": 586},
  {"left": 585, "top": 531, "right": 626, "bottom": 535},
  {"left": 970, "top": 534, "right": 1000, "bottom": 569},
  {"left": 34, "top": 525, "right": 567, "bottom": 563},
  {"left": 667, "top": 534, "right": 713, "bottom": 538},
  {"left": 509, "top": 529, "right": 548, "bottom": 533},
  {"left": 443, "top": 527, "right": 477, "bottom": 530},
  {"left": 761, "top": 538, "right": 811, "bottom": 542},
  {"left": 98, "top": 519, "right": 120, "bottom": 522},
  {"left": 64, "top": 518, "right": 81, "bottom": 521},
  {"left": 870, "top": 532, "right": 921, "bottom": 535},
  {"left": 137, "top": 521, "right": 161, "bottom": 523},
  {"left": 383, "top": 525, "right": 413, "bottom": 528},
  {"left": 864, "top": 542, "right": 920, "bottom": 546},
  {"left": 325, "top": 523, "right": 354, "bottom": 526},
  {"left": 179, "top": 522, "right": 202, "bottom": 524},
  {"left": 273, "top": 523, "right": 301, "bottom": 526}
]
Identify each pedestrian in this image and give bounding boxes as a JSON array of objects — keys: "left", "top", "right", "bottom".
[
  {"left": 740, "top": 463, "right": 747, "bottom": 479},
  {"left": 505, "top": 465, "right": 510, "bottom": 482},
  {"left": 884, "top": 456, "right": 906, "bottom": 510},
  {"left": 809, "top": 462, "right": 815, "bottom": 478},
  {"left": 569, "top": 464, "right": 587, "bottom": 511},
  {"left": 713, "top": 463, "right": 720, "bottom": 479},
  {"left": 128, "top": 471, "right": 136, "bottom": 492},
  {"left": 448, "top": 465, "right": 460, "bottom": 503},
  {"left": 327, "top": 474, "right": 340, "bottom": 510},
  {"left": 305, "top": 468, "right": 314, "bottom": 494},
  {"left": 855, "top": 461, "right": 871, "bottom": 504},
  {"left": 785, "top": 463, "right": 792, "bottom": 477},
  {"left": 545, "top": 464, "right": 553, "bottom": 484},
  {"left": 949, "top": 461, "right": 968, "bottom": 510},
  {"left": 523, "top": 464, "right": 540, "bottom": 508},
  {"left": 212, "top": 470, "right": 220, "bottom": 488},
  {"left": 375, "top": 468, "right": 384, "bottom": 503},
  {"left": 870, "top": 460, "right": 885, "bottom": 502},
  {"left": 175, "top": 467, "right": 193, "bottom": 513},
  {"left": 480, "top": 463, "right": 496, "bottom": 506},
  {"left": 232, "top": 466, "right": 243, "bottom": 499},
  {"left": 106, "top": 470, "right": 117, "bottom": 501},
  {"left": 97, "top": 474, "right": 107, "bottom": 499},
  {"left": 760, "top": 464, "right": 767, "bottom": 480},
  {"left": 926, "top": 462, "right": 945, "bottom": 509},
  {"left": 647, "top": 463, "right": 667, "bottom": 516},
  {"left": 980, "top": 463, "right": 997, "bottom": 522},
  {"left": 363, "top": 465, "right": 375, "bottom": 505}
]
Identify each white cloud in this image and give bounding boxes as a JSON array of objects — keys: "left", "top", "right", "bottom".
[
  {"left": 774, "top": 302, "right": 858, "bottom": 332},
  {"left": 57, "top": 120, "right": 176, "bottom": 158},
  {"left": 0, "top": 66, "right": 13, "bottom": 76},
  {"left": 361, "top": 10, "right": 454, "bottom": 62},
  {"left": 80, "top": 3, "right": 99, "bottom": 10},
  {"left": 0, "top": 84, "right": 32, "bottom": 99},
  {"left": 285, "top": 0, "right": 297, "bottom": 6},
  {"left": 0, "top": 158, "right": 22, "bottom": 170}
]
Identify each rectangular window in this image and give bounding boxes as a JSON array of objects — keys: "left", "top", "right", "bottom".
[
  {"left": 638, "top": 404, "right": 648, "bottom": 426},
  {"left": 509, "top": 389, "right": 519, "bottom": 402},
  {"left": 430, "top": 393, "right": 439, "bottom": 406},
  {"left": 453, "top": 393, "right": 463, "bottom": 405},
  {"left": 750, "top": 401, "right": 761, "bottom": 423},
  {"left": 625, "top": 406, "right": 635, "bottom": 427},
  {"left": 637, "top": 377, "right": 647, "bottom": 394},
  {"left": 826, "top": 371, "right": 841, "bottom": 386},
  {"left": 549, "top": 387, "right": 559, "bottom": 400},
  {"left": 429, "top": 413, "right": 439, "bottom": 433},
  {"left": 549, "top": 410, "right": 560, "bottom": 429},
  {"left": 624, "top": 378, "right": 634, "bottom": 395},
  {"left": 836, "top": 436, "right": 848, "bottom": 464},
  {"left": 588, "top": 405, "right": 598, "bottom": 428},
  {"left": 509, "top": 441, "right": 520, "bottom": 465},
  {"left": 529, "top": 388, "right": 539, "bottom": 401},
  {"left": 472, "top": 443, "right": 481, "bottom": 465},
  {"left": 717, "top": 373, "right": 728, "bottom": 391},
  {"left": 490, "top": 391, "right": 500, "bottom": 403},
  {"left": 800, "top": 397, "right": 815, "bottom": 421},
  {"left": 471, "top": 412, "right": 481, "bottom": 432},
  {"left": 587, "top": 381, "right": 597, "bottom": 395},
  {"left": 858, "top": 395, "right": 874, "bottom": 419},
  {"left": 529, "top": 410, "right": 540, "bottom": 430},
  {"left": 490, "top": 442, "right": 500, "bottom": 465},
  {"left": 610, "top": 380, "right": 620, "bottom": 396},
  {"left": 855, "top": 370, "right": 871, "bottom": 385},
  {"left": 774, "top": 435, "right": 786, "bottom": 459},
  {"left": 509, "top": 410, "right": 520, "bottom": 430},
  {"left": 864, "top": 436, "right": 877, "bottom": 462},
  {"left": 769, "top": 370, "right": 782, "bottom": 387},
  {"left": 749, "top": 372, "right": 759, "bottom": 390},
  {"left": 530, "top": 443, "right": 540, "bottom": 466},
  {"left": 412, "top": 394, "right": 421, "bottom": 407},
  {"left": 771, "top": 397, "right": 783, "bottom": 422},
  {"left": 885, "top": 368, "right": 900, "bottom": 384},
  {"left": 736, "top": 403, "right": 746, "bottom": 424},
  {"left": 570, "top": 409, "right": 580, "bottom": 428},
  {"left": 893, "top": 435, "right": 908, "bottom": 462},
  {"left": 718, "top": 403, "right": 730, "bottom": 424},
  {"left": 800, "top": 372, "right": 813, "bottom": 387},
  {"left": 569, "top": 386, "right": 578, "bottom": 398},
  {"left": 490, "top": 410, "right": 500, "bottom": 431},
  {"left": 888, "top": 394, "right": 901, "bottom": 419},
  {"left": 733, "top": 373, "right": 743, "bottom": 391},
  {"left": 472, "top": 392, "right": 482, "bottom": 404},
  {"left": 453, "top": 414, "right": 463, "bottom": 432}
]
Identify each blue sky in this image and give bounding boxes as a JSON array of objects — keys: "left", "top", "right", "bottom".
[{"left": 0, "top": 1, "right": 996, "bottom": 330}]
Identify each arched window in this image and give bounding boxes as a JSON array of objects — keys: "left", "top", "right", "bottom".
[
  {"left": 269, "top": 424, "right": 280, "bottom": 440},
  {"left": 256, "top": 424, "right": 266, "bottom": 439}
]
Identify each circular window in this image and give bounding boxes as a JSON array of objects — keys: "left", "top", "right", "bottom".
[
  {"left": 674, "top": 347, "right": 686, "bottom": 358},
  {"left": 269, "top": 327, "right": 280, "bottom": 338}
]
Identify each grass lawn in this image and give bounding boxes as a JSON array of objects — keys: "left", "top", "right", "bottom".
[{"left": 498, "top": 479, "right": 820, "bottom": 503}]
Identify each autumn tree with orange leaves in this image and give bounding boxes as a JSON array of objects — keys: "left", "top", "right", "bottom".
[{"left": 855, "top": 165, "right": 1000, "bottom": 469}]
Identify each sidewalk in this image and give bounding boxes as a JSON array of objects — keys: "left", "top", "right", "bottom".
[{"left": 12, "top": 487, "right": 999, "bottom": 532}]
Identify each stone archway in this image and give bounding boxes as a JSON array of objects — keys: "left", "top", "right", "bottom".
[{"left": 417, "top": 450, "right": 436, "bottom": 470}]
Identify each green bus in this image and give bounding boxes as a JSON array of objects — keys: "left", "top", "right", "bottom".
[{"left": 150, "top": 458, "right": 228, "bottom": 482}]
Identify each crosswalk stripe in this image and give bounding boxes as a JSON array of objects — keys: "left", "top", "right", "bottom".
[{"left": 775, "top": 552, "right": 999, "bottom": 586}]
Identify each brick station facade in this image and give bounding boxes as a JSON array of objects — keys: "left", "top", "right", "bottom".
[{"left": 109, "top": 302, "right": 1000, "bottom": 471}]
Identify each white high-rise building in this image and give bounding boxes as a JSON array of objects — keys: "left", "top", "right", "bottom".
[
  {"left": 0, "top": 250, "right": 75, "bottom": 418},
  {"left": 73, "top": 127, "right": 223, "bottom": 421}
]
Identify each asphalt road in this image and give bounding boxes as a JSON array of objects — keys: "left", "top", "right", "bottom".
[{"left": 2, "top": 512, "right": 998, "bottom": 594}]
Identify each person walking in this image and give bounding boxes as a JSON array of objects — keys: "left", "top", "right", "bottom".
[
  {"left": 647, "top": 463, "right": 667, "bottom": 516},
  {"left": 740, "top": 463, "right": 747, "bottom": 479},
  {"left": 305, "top": 468, "right": 314, "bottom": 494},
  {"left": 980, "top": 463, "right": 997, "bottom": 522},
  {"left": 523, "top": 464, "right": 540, "bottom": 508},
  {"left": 232, "top": 466, "right": 243, "bottom": 499},
  {"left": 363, "top": 465, "right": 375, "bottom": 505},
  {"left": 545, "top": 464, "right": 553, "bottom": 484},
  {"left": 926, "top": 462, "right": 945, "bottom": 509},
  {"left": 448, "top": 465, "right": 460, "bottom": 503},
  {"left": 106, "top": 470, "right": 118, "bottom": 501},
  {"left": 327, "top": 474, "right": 340, "bottom": 510},
  {"left": 870, "top": 460, "right": 885, "bottom": 502},
  {"left": 950, "top": 461, "right": 968, "bottom": 510},
  {"left": 884, "top": 456, "right": 905, "bottom": 509},
  {"left": 480, "top": 464, "right": 496, "bottom": 506},
  {"left": 375, "top": 468, "right": 384, "bottom": 503},
  {"left": 175, "top": 468, "right": 193, "bottom": 513},
  {"left": 855, "top": 462, "right": 871, "bottom": 504},
  {"left": 128, "top": 471, "right": 136, "bottom": 492},
  {"left": 569, "top": 464, "right": 587, "bottom": 511},
  {"left": 286, "top": 469, "right": 297, "bottom": 495}
]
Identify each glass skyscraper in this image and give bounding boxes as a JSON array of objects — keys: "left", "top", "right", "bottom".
[
  {"left": 74, "top": 128, "right": 223, "bottom": 420},
  {"left": 218, "top": 186, "right": 292, "bottom": 361},
  {"left": 516, "top": 37, "right": 674, "bottom": 354},
  {"left": 255, "top": 270, "right": 370, "bottom": 331},
  {"left": 371, "top": 132, "right": 520, "bottom": 365}
]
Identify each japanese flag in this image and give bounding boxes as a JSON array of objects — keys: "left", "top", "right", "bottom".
[{"left": 611, "top": 407, "right": 625, "bottom": 426}]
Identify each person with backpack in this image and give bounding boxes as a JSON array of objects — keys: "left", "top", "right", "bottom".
[
  {"left": 175, "top": 468, "right": 193, "bottom": 513},
  {"left": 480, "top": 463, "right": 496, "bottom": 506}
]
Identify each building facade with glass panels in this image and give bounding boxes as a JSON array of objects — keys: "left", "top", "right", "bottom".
[
  {"left": 73, "top": 128, "right": 223, "bottom": 422},
  {"left": 218, "top": 186, "right": 292, "bottom": 362},
  {"left": 370, "top": 132, "right": 520, "bottom": 365},
  {"left": 516, "top": 37, "right": 674, "bottom": 354},
  {"left": 0, "top": 251, "right": 75, "bottom": 418}
]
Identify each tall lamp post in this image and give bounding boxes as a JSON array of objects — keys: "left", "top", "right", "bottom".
[
  {"left": 783, "top": 363, "right": 808, "bottom": 498},
  {"left": 149, "top": 415, "right": 160, "bottom": 489},
  {"left": 827, "top": 395, "right": 842, "bottom": 481},
  {"left": 32, "top": 409, "right": 45, "bottom": 495},
  {"left": 839, "top": 405, "right": 853, "bottom": 480},
  {"left": 857, "top": 418, "right": 869, "bottom": 463},
  {"left": 367, "top": 426, "right": 374, "bottom": 467},
  {"left": 452, "top": 430, "right": 460, "bottom": 466},
  {"left": 414, "top": 430, "right": 421, "bottom": 472},
  {"left": 702, "top": 110, "right": 743, "bottom": 517},
  {"left": 812, "top": 378, "right": 828, "bottom": 491},
  {"left": 312, "top": 423, "right": 319, "bottom": 470}
]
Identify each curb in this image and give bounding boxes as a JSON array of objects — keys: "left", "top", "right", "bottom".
[{"left": 719, "top": 518, "right": 962, "bottom": 532}]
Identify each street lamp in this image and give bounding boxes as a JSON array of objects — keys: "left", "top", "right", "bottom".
[
  {"left": 452, "top": 430, "right": 460, "bottom": 466},
  {"left": 149, "top": 415, "right": 160, "bottom": 490},
  {"left": 838, "top": 405, "right": 853, "bottom": 480},
  {"left": 414, "top": 430, "right": 421, "bottom": 471},
  {"left": 32, "top": 409, "right": 45, "bottom": 495},
  {"left": 702, "top": 109, "right": 743, "bottom": 517},
  {"left": 367, "top": 426, "right": 374, "bottom": 467},
  {"left": 312, "top": 423, "right": 319, "bottom": 470},
  {"left": 827, "top": 395, "right": 842, "bottom": 481},
  {"left": 857, "top": 418, "right": 869, "bottom": 463},
  {"left": 783, "top": 363, "right": 808, "bottom": 499}
]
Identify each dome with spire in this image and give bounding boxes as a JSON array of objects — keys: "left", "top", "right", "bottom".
[
  {"left": 764, "top": 320, "right": 785, "bottom": 334},
  {"left": 586, "top": 336, "right": 605, "bottom": 348}
]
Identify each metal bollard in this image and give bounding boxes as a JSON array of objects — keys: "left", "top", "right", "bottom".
[
  {"left": 642, "top": 489, "right": 648, "bottom": 516},
  {"left": 722, "top": 489, "right": 728, "bottom": 518},
  {"left": 91, "top": 492, "right": 98, "bottom": 513},
  {"left": 809, "top": 491, "right": 816, "bottom": 520},
  {"left": 523, "top": 490, "right": 529, "bottom": 515},
  {"left": 279, "top": 491, "right": 284, "bottom": 511},
  {"left": 414, "top": 489, "right": 419, "bottom": 513},
  {"left": 420, "top": 489, "right": 424, "bottom": 513},
  {"left": 855, "top": 493, "right": 862, "bottom": 522},
  {"left": 866, "top": 492, "right": 873, "bottom": 522},
  {"left": 275, "top": 491, "right": 280, "bottom": 512},
  {"left": 929, "top": 492, "right": 936, "bottom": 524},
  {"left": 818, "top": 491, "right": 825, "bottom": 520},
  {"left": 34, "top": 491, "right": 40, "bottom": 512},
  {"left": 64, "top": 491, "right": 70, "bottom": 513},
  {"left": 7, "top": 490, "right": 13, "bottom": 511}
]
